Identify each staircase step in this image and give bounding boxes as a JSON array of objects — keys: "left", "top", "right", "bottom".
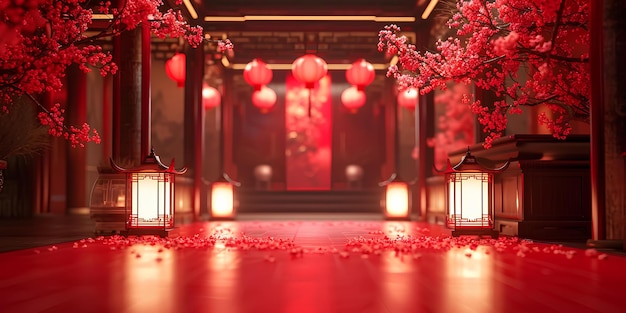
[{"left": 236, "top": 189, "right": 383, "bottom": 213}]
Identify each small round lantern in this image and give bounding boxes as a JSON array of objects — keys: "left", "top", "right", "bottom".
[
  {"left": 243, "top": 58, "right": 273, "bottom": 90},
  {"left": 202, "top": 84, "right": 221, "bottom": 109},
  {"left": 165, "top": 53, "right": 186, "bottom": 87},
  {"left": 341, "top": 86, "right": 366, "bottom": 113},
  {"left": 291, "top": 54, "right": 327, "bottom": 89},
  {"left": 291, "top": 54, "right": 327, "bottom": 116},
  {"left": 252, "top": 86, "right": 277, "bottom": 113},
  {"left": 345, "top": 59, "right": 375, "bottom": 90},
  {"left": 397, "top": 87, "right": 419, "bottom": 110}
]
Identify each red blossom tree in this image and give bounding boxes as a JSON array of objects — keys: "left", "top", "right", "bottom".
[
  {"left": 378, "top": 0, "right": 589, "bottom": 148},
  {"left": 0, "top": 0, "right": 233, "bottom": 148}
]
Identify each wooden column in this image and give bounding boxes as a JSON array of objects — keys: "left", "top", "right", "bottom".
[
  {"left": 141, "top": 21, "right": 151, "bottom": 158},
  {"left": 598, "top": 0, "right": 626, "bottom": 245},
  {"left": 416, "top": 92, "right": 434, "bottom": 221},
  {"left": 115, "top": 27, "right": 142, "bottom": 164},
  {"left": 65, "top": 64, "right": 87, "bottom": 212},
  {"left": 590, "top": 0, "right": 606, "bottom": 242},
  {"left": 183, "top": 45, "right": 205, "bottom": 219}
]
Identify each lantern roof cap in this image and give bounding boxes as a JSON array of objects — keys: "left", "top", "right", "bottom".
[
  {"left": 110, "top": 148, "right": 187, "bottom": 174},
  {"left": 436, "top": 147, "right": 510, "bottom": 174}
]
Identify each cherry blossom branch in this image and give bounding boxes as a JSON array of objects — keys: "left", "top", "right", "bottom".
[{"left": 25, "top": 93, "right": 100, "bottom": 148}]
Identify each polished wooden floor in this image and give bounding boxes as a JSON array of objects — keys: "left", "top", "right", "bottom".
[{"left": 0, "top": 214, "right": 624, "bottom": 313}]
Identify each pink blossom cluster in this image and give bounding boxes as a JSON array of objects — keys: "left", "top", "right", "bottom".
[
  {"left": 37, "top": 103, "right": 100, "bottom": 147},
  {"left": 378, "top": 0, "right": 589, "bottom": 148},
  {"left": 1, "top": 0, "right": 231, "bottom": 147},
  {"left": 428, "top": 84, "right": 476, "bottom": 169}
]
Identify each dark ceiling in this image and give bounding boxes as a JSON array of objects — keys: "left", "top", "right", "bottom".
[{"left": 159, "top": 0, "right": 440, "bottom": 65}]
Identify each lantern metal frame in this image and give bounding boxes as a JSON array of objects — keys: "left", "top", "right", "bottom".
[
  {"left": 437, "top": 148, "right": 509, "bottom": 238},
  {"left": 110, "top": 148, "right": 187, "bottom": 237}
]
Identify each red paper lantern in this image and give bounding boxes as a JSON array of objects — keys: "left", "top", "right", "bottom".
[
  {"left": 341, "top": 86, "right": 366, "bottom": 113},
  {"left": 291, "top": 54, "right": 327, "bottom": 88},
  {"left": 202, "top": 83, "right": 221, "bottom": 109},
  {"left": 397, "top": 87, "right": 419, "bottom": 110},
  {"left": 243, "top": 58, "right": 273, "bottom": 90},
  {"left": 165, "top": 53, "right": 186, "bottom": 87},
  {"left": 252, "top": 86, "right": 277, "bottom": 113},
  {"left": 345, "top": 59, "right": 375, "bottom": 90}
]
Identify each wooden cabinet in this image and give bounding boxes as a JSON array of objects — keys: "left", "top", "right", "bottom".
[{"left": 447, "top": 134, "right": 591, "bottom": 241}]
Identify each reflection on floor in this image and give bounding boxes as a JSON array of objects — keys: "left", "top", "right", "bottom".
[{"left": 0, "top": 214, "right": 624, "bottom": 313}]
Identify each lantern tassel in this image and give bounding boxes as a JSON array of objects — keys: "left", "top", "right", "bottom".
[{"left": 308, "top": 88, "right": 312, "bottom": 117}]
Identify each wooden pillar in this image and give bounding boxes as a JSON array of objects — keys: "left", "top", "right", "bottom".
[
  {"left": 589, "top": 0, "right": 626, "bottom": 246},
  {"left": 116, "top": 27, "right": 143, "bottom": 164},
  {"left": 65, "top": 64, "right": 87, "bottom": 212},
  {"left": 184, "top": 45, "right": 205, "bottom": 219},
  {"left": 141, "top": 21, "right": 151, "bottom": 158},
  {"left": 416, "top": 92, "right": 434, "bottom": 221},
  {"left": 101, "top": 75, "right": 112, "bottom": 161},
  {"left": 590, "top": 0, "right": 606, "bottom": 242}
]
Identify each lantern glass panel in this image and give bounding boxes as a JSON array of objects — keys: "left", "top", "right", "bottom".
[
  {"left": 129, "top": 173, "right": 173, "bottom": 228},
  {"left": 386, "top": 182, "right": 409, "bottom": 218},
  {"left": 447, "top": 172, "right": 491, "bottom": 228},
  {"left": 211, "top": 182, "right": 234, "bottom": 218},
  {"left": 90, "top": 177, "right": 126, "bottom": 208}
]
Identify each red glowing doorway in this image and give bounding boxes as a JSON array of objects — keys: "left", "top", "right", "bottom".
[{"left": 284, "top": 74, "right": 332, "bottom": 190}]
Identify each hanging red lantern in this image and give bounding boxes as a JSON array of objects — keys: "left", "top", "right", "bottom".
[
  {"left": 165, "top": 53, "right": 186, "bottom": 87},
  {"left": 243, "top": 58, "right": 273, "bottom": 90},
  {"left": 291, "top": 54, "right": 327, "bottom": 88},
  {"left": 397, "top": 87, "right": 419, "bottom": 110},
  {"left": 202, "top": 83, "right": 221, "bottom": 109},
  {"left": 341, "top": 86, "right": 366, "bottom": 113},
  {"left": 345, "top": 59, "right": 375, "bottom": 90},
  {"left": 252, "top": 86, "right": 277, "bottom": 113}
]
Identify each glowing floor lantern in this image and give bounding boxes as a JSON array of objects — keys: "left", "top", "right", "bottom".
[
  {"left": 379, "top": 173, "right": 411, "bottom": 220},
  {"left": 210, "top": 174, "right": 241, "bottom": 219},
  {"left": 438, "top": 148, "right": 509, "bottom": 237},
  {"left": 110, "top": 148, "right": 187, "bottom": 236}
]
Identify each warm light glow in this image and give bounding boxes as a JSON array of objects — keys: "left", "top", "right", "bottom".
[
  {"left": 389, "top": 55, "right": 399, "bottom": 67},
  {"left": 341, "top": 86, "right": 366, "bottom": 112},
  {"left": 221, "top": 56, "right": 231, "bottom": 68},
  {"left": 421, "top": 0, "right": 440, "bottom": 19},
  {"left": 165, "top": 53, "right": 186, "bottom": 87},
  {"left": 244, "top": 59, "right": 273, "bottom": 89},
  {"left": 182, "top": 0, "right": 198, "bottom": 19},
  {"left": 91, "top": 13, "right": 113, "bottom": 20},
  {"left": 233, "top": 63, "right": 388, "bottom": 71},
  {"left": 345, "top": 59, "right": 375, "bottom": 89},
  {"left": 397, "top": 87, "right": 419, "bottom": 110},
  {"left": 124, "top": 247, "right": 174, "bottom": 312},
  {"left": 385, "top": 182, "right": 409, "bottom": 218},
  {"left": 291, "top": 54, "right": 328, "bottom": 88},
  {"left": 204, "top": 15, "right": 415, "bottom": 22},
  {"left": 116, "top": 195, "right": 125, "bottom": 207},
  {"left": 252, "top": 86, "right": 277, "bottom": 112},
  {"left": 448, "top": 173, "right": 490, "bottom": 228},
  {"left": 202, "top": 84, "right": 221, "bottom": 109},
  {"left": 211, "top": 182, "right": 234, "bottom": 218},
  {"left": 130, "top": 173, "right": 172, "bottom": 228}
]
